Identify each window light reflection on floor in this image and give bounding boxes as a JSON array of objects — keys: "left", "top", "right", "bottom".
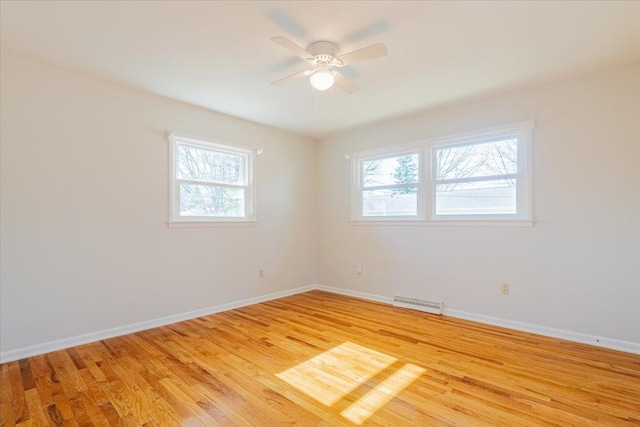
[
  {"left": 341, "top": 363, "right": 426, "bottom": 424},
  {"left": 276, "top": 341, "right": 425, "bottom": 424},
  {"left": 276, "top": 341, "right": 397, "bottom": 406}
]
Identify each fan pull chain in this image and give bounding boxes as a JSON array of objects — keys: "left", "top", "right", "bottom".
[{"left": 330, "top": 85, "right": 334, "bottom": 111}]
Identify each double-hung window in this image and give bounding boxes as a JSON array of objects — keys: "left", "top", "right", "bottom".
[
  {"left": 430, "top": 121, "right": 532, "bottom": 220},
  {"left": 168, "top": 132, "right": 255, "bottom": 223},
  {"left": 351, "top": 120, "right": 533, "bottom": 224},
  {"left": 353, "top": 146, "right": 424, "bottom": 220}
]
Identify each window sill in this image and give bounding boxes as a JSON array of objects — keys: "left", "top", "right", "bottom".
[
  {"left": 350, "top": 219, "right": 534, "bottom": 227},
  {"left": 167, "top": 221, "right": 257, "bottom": 228}
]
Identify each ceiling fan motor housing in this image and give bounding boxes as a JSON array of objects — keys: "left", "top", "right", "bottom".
[{"left": 307, "top": 41, "right": 338, "bottom": 63}]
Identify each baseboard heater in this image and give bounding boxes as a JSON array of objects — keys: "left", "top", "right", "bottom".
[{"left": 393, "top": 296, "right": 443, "bottom": 315}]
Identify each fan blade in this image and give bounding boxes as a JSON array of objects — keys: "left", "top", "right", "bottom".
[
  {"left": 337, "top": 43, "right": 388, "bottom": 66},
  {"left": 343, "top": 21, "right": 389, "bottom": 43},
  {"left": 271, "top": 70, "right": 308, "bottom": 86},
  {"left": 334, "top": 72, "right": 360, "bottom": 94},
  {"left": 267, "top": 9, "right": 307, "bottom": 38},
  {"left": 271, "top": 36, "right": 311, "bottom": 60}
]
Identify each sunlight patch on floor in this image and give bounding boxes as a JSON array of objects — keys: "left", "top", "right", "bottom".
[
  {"left": 276, "top": 341, "right": 427, "bottom": 423},
  {"left": 340, "top": 363, "right": 426, "bottom": 425},
  {"left": 276, "top": 341, "right": 397, "bottom": 406}
]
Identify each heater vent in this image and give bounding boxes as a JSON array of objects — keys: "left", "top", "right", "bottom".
[{"left": 393, "top": 296, "right": 443, "bottom": 315}]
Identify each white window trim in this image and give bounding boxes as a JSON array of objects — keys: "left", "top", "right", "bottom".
[
  {"left": 350, "top": 220, "right": 534, "bottom": 227},
  {"left": 167, "top": 132, "right": 256, "bottom": 226},
  {"left": 350, "top": 120, "right": 534, "bottom": 226}
]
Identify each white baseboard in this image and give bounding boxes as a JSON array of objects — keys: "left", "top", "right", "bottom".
[
  {"left": 0, "top": 285, "right": 315, "bottom": 363},
  {"left": 315, "top": 285, "right": 394, "bottom": 305},
  {"left": 315, "top": 285, "right": 640, "bottom": 355},
  {"left": 3, "top": 283, "right": 638, "bottom": 363},
  {"left": 444, "top": 308, "right": 640, "bottom": 354}
]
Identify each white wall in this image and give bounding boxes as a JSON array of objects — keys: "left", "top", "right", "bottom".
[
  {"left": 2, "top": 54, "right": 638, "bottom": 359},
  {"left": 0, "top": 55, "right": 318, "bottom": 354},
  {"left": 317, "top": 62, "right": 640, "bottom": 345}
]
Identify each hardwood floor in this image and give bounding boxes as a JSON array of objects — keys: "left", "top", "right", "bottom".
[{"left": 1, "top": 290, "right": 639, "bottom": 426}]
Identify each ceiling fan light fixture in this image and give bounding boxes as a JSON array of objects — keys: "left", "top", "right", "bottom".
[
  {"left": 310, "top": 70, "right": 334, "bottom": 91},
  {"left": 272, "top": 36, "right": 387, "bottom": 94}
]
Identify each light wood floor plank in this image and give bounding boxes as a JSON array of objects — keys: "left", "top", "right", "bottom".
[{"left": 2, "top": 290, "right": 639, "bottom": 426}]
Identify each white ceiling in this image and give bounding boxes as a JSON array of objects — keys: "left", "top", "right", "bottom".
[{"left": 2, "top": 1, "right": 639, "bottom": 138}]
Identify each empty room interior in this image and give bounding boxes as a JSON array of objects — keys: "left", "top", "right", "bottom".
[{"left": 1, "top": 1, "right": 639, "bottom": 426}]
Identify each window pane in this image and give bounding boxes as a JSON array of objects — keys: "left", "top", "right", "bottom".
[
  {"left": 180, "top": 184, "right": 244, "bottom": 217},
  {"left": 177, "top": 144, "right": 244, "bottom": 185},
  {"left": 436, "top": 139, "right": 517, "bottom": 181},
  {"left": 363, "top": 154, "right": 418, "bottom": 187},
  {"left": 362, "top": 187, "right": 417, "bottom": 216},
  {"left": 435, "top": 179, "right": 516, "bottom": 215}
]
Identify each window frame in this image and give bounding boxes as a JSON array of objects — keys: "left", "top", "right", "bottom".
[
  {"left": 350, "top": 120, "right": 534, "bottom": 225},
  {"left": 351, "top": 142, "right": 425, "bottom": 221},
  {"left": 168, "top": 132, "right": 256, "bottom": 225}
]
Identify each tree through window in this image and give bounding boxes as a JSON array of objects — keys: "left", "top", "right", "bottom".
[
  {"left": 169, "top": 133, "right": 255, "bottom": 222},
  {"left": 434, "top": 139, "right": 518, "bottom": 215},
  {"left": 351, "top": 120, "right": 533, "bottom": 222},
  {"left": 359, "top": 152, "right": 421, "bottom": 217}
]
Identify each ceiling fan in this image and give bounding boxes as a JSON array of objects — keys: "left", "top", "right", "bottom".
[{"left": 270, "top": 36, "right": 388, "bottom": 94}]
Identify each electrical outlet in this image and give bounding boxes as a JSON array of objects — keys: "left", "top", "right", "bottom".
[
  {"left": 258, "top": 269, "right": 264, "bottom": 279},
  {"left": 355, "top": 263, "right": 363, "bottom": 275},
  {"left": 501, "top": 283, "right": 509, "bottom": 295}
]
